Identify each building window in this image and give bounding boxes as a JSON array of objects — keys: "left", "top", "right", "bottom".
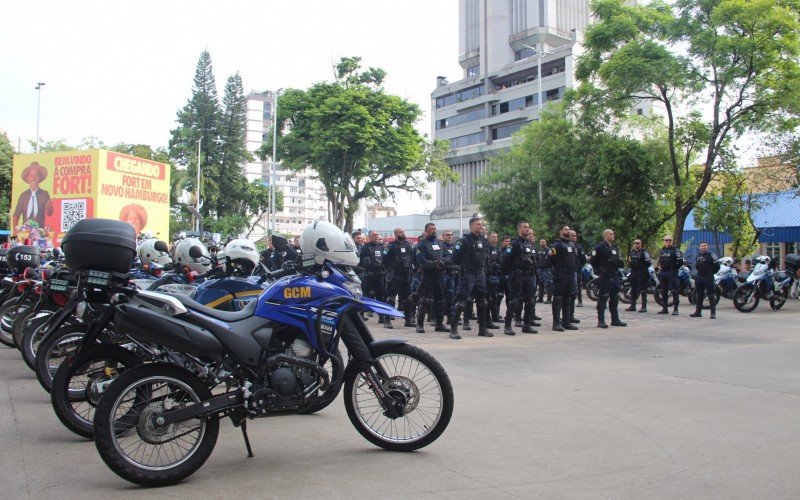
[
  {"left": 450, "top": 132, "right": 485, "bottom": 149},
  {"left": 465, "top": 0, "right": 479, "bottom": 52},
  {"left": 436, "top": 107, "right": 485, "bottom": 130},
  {"left": 491, "top": 121, "right": 530, "bottom": 141},
  {"left": 637, "top": 108, "right": 644, "bottom": 115},
  {"left": 436, "top": 85, "right": 486, "bottom": 109},
  {"left": 765, "top": 242, "right": 781, "bottom": 264},
  {"left": 514, "top": 47, "right": 535, "bottom": 61},
  {"left": 466, "top": 65, "right": 480, "bottom": 78}
]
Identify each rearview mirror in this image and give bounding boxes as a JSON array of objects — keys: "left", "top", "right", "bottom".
[{"left": 154, "top": 241, "right": 169, "bottom": 253}]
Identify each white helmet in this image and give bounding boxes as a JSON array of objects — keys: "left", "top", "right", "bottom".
[
  {"left": 138, "top": 239, "right": 172, "bottom": 266},
  {"left": 719, "top": 257, "right": 734, "bottom": 267},
  {"left": 173, "top": 237, "right": 211, "bottom": 273},
  {"left": 300, "top": 220, "right": 359, "bottom": 266},
  {"left": 754, "top": 255, "right": 770, "bottom": 266},
  {"left": 224, "top": 239, "right": 259, "bottom": 274}
]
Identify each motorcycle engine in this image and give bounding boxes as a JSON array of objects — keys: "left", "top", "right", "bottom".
[{"left": 266, "top": 338, "right": 318, "bottom": 398}]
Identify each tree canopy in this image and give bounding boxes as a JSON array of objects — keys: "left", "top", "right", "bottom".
[
  {"left": 576, "top": 0, "right": 800, "bottom": 244},
  {"left": 265, "top": 56, "right": 453, "bottom": 232}
]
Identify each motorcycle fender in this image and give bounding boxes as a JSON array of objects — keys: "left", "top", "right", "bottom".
[
  {"left": 354, "top": 297, "right": 403, "bottom": 318},
  {"left": 368, "top": 338, "right": 407, "bottom": 357},
  {"left": 115, "top": 304, "right": 224, "bottom": 358}
]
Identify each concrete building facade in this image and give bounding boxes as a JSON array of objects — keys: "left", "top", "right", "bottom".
[
  {"left": 245, "top": 90, "right": 328, "bottom": 238},
  {"left": 430, "top": 0, "right": 593, "bottom": 232}
]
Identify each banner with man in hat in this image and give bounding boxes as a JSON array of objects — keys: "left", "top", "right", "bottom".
[{"left": 10, "top": 150, "right": 170, "bottom": 248}]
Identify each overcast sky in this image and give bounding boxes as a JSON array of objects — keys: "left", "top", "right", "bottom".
[{"left": 1, "top": 0, "right": 462, "bottom": 214}]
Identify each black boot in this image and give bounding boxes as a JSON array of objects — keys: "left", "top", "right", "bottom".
[
  {"left": 597, "top": 294, "right": 609, "bottom": 329},
  {"left": 625, "top": 300, "right": 637, "bottom": 312},
  {"left": 672, "top": 291, "right": 680, "bottom": 315},
  {"left": 492, "top": 293, "right": 503, "bottom": 322},
  {"left": 477, "top": 301, "right": 493, "bottom": 337},
  {"left": 434, "top": 301, "right": 450, "bottom": 332},
  {"left": 638, "top": 292, "right": 647, "bottom": 313},
  {"left": 450, "top": 302, "right": 463, "bottom": 339},
  {"left": 609, "top": 293, "right": 625, "bottom": 326},
  {"left": 384, "top": 317, "right": 393, "bottom": 329},
  {"left": 689, "top": 307, "right": 702, "bottom": 318},
  {"left": 567, "top": 296, "right": 580, "bottom": 324},
  {"left": 404, "top": 297, "right": 416, "bottom": 327},
  {"left": 523, "top": 300, "right": 541, "bottom": 328},
  {"left": 415, "top": 298, "right": 427, "bottom": 333},
  {"left": 504, "top": 299, "right": 517, "bottom": 335},
  {"left": 577, "top": 288, "right": 583, "bottom": 307},
  {"left": 562, "top": 298, "right": 578, "bottom": 330},
  {"left": 710, "top": 306, "right": 716, "bottom": 319},
  {"left": 658, "top": 290, "right": 669, "bottom": 314},
  {"left": 552, "top": 297, "right": 564, "bottom": 332}
]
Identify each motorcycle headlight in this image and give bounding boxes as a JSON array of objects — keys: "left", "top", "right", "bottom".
[{"left": 343, "top": 280, "right": 363, "bottom": 300}]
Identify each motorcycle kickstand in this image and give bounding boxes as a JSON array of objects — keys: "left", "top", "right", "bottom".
[{"left": 235, "top": 417, "right": 255, "bottom": 458}]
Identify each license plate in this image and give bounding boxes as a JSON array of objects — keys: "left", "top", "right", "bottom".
[{"left": 50, "top": 279, "right": 70, "bottom": 292}]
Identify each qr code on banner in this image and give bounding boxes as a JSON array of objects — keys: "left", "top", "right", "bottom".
[{"left": 61, "top": 199, "right": 87, "bottom": 231}]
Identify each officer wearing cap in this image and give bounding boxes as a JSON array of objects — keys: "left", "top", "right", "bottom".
[
  {"left": 690, "top": 242, "right": 720, "bottom": 319},
  {"left": 625, "top": 239, "right": 652, "bottom": 313},
  {"left": 383, "top": 227, "right": 414, "bottom": 329},
  {"left": 451, "top": 216, "right": 492, "bottom": 339},
  {"left": 359, "top": 230, "right": 388, "bottom": 323},
  {"left": 590, "top": 229, "right": 627, "bottom": 329},
  {"left": 657, "top": 235, "right": 684, "bottom": 315},
  {"left": 544, "top": 224, "right": 580, "bottom": 332}
]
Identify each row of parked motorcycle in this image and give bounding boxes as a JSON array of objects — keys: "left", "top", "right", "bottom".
[
  {"left": 0, "top": 219, "right": 453, "bottom": 487},
  {"left": 580, "top": 254, "right": 799, "bottom": 313}
]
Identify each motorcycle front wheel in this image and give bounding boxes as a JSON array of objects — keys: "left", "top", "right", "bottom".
[
  {"left": 35, "top": 326, "right": 86, "bottom": 393},
  {"left": 0, "top": 296, "right": 22, "bottom": 347},
  {"left": 619, "top": 283, "right": 632, "bottom": 304},
  {"left": 93, "top": 363, "right": 219, "bottom": 487},
  {"left": 733, "top": 285, "right": 759, "bottom": 313},
  {"left": 343, "top": 343, "right": 453, "bottom": 452},
  {"left": 51, "top": 344, "right": 142, "bottom": 439}
]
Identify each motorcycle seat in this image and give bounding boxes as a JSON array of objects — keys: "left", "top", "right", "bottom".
[{"left": 166, "top": 292, "right": 258, "bottom": 322}]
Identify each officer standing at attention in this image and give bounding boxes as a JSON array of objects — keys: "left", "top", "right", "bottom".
[
  {"left": 537, "top": 238, "right": 552, "bottom": 304},
  {"left": 441, "top": 230, "right": 458, "bottom": 327},
  {"left": 383, "top": 227, "right": 415, "bottom": 329},
  {"left": 413, "top": 223, "right": 451, "bottom": 334},
  {"left": 486, "top": 231, "right": 504, "bottom": 328},
  {"left": 691, "top": 242, "right": 720, "bottom": 319},
  {"left": 657, "top": 235, "right": 684, "bottom": 315},
  {"left": 451, "top": 216, "right": 492, "bottom": 339},
  {"left": 544, "top": 225, "right": 580, "bottom": 332},
  {"left": 625, "top": 239, "right": 652, "bottom": 313},
  {"left": 590, "top": 229, "right": 627, "bottom": 329},
  {"left": 501, "top": 221, "right": 539, "bottom": 335},
  {"left": 568, "top": 230, "right": 586, "bottom": 322},
  {"left": 359, "top": 230, "right": 388, "bottom": 323}
]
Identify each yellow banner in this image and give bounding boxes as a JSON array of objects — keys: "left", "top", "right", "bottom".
[{"left": 10, "top": 149, "right": 170, "bottom": 248}]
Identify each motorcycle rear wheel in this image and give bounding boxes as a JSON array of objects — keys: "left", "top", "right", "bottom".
[
  {"left": 619, "top": 283, "right": 632, "bottom": 304},
  {"left": 12, "top": 302, "right": 43, "bottom": 349},
  {"left": 20, "top": 311, "right": 62, "bottom": 371},
  {"left": 343, "top": 343, "right": 453, "bottom": 452},
  {"left": 585, "top": 279, "right": 599, "bottom": 302},
  {"left": 35, "top": 326, "right": 86, "bottom": 393},
  {"left": 51, "top": 344, "right": 142, "bottom": 439},
  {"left": 733, "top": 285, "right": 759, "bottom": 313},
  {"left": 93, "top": 363, "right": 219, "bottom": 487}
]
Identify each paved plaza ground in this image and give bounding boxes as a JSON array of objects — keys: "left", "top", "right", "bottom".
[{"left": 1, "top": 299, "right": 798, "bottom": 499}]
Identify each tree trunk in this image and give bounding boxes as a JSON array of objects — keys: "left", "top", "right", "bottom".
[{"left": 673, "top": 207, "right": 687, "bottom": 247}]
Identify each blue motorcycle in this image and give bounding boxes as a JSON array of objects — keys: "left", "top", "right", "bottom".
[{"left": 92, "top": 231, "right": 454, "bottom": 486}]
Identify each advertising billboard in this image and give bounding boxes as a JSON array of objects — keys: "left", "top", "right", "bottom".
[{"left": 10, "top": 149, "right": 170, "bottom": 247}]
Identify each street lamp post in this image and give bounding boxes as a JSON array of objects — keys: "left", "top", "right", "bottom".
[
  {"left": 523, "top": 44, "right": 552, "bottom": 209},
  {"left": 35, "top": 82, "right": 45, "bottom": 152},
  {"left": 270, "top": 88, "right": 283, "bottom": 236},
  {"left": 196, "top": 137, "right": 202, "bottom": 234}
]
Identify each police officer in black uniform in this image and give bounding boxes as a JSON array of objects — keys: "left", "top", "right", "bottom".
[
  {"left": 359, "top": 230, "right": 388, "bottom": 323},
  {"left": 441, "top": 230, "right": 458, "bottom": 326},
  {"left": 657, "top": 235, "right": 684, "bottom": 315},
  {"left": 414, "top": 223, "right": 450, "bottom": 334},
  {"left": 383, "top": 227, "right": 414, "bottom": 329},
  {"left": 625, "top": 239, "right": 652, "bottom": 313},
  {"left": 451, "top": 216, "right": 491, "bottom": 339},
  {"left": 487, "top": 231, "right": 503, "bottom": 327},
  {"left": 690, "top": 242, "right": 720, "bottom": 319},
  {"left": 501, "top": 221, "right": 539, "bottom": 335},
  {"left": 590, "top": 229, "right": 627, "bottom": 329},
  {"left": 568, "top": 230, "right": 586, "bottom": 324},
  {"left": 544, "top": 225, "right": 580, "bottom": 332},
  {"left": 537, "top": 238, "right": 552, "bottom": 304}
]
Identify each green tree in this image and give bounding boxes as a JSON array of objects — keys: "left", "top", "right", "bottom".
[
  {"left": 478, "top": 104, "right": 671, "bottom": 249},
  {"left": 576, "top": 0, "right": 800, "bottom": 245},
  {"left": 0, "top": 132, "right": 15, "bottom": 229},
  {"left": 217, "top": 72, "right": 252, "bottom": 217},
  {"left": 265, "top": 56, "right": 453, "bottom": 232},
  {"left": 169, "top": 50, "right": 223, "bottom": 218}
]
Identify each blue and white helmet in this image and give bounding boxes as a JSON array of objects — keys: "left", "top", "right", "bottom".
[{"left": 300, "top": 220, "right": 359, "bottom": 266}]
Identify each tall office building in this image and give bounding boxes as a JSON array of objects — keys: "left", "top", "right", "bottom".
[
  {"left": 430, "top": 0, "right": 591, "bottom": 228},
  {"left": 245, "top": 91, "right": 328, "bottom": 238}
]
